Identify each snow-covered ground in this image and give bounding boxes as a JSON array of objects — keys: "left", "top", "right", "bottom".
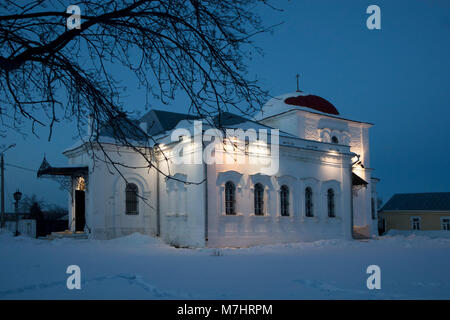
[{"left": 1, "top": 229, "right": 449, "bottom": 299}]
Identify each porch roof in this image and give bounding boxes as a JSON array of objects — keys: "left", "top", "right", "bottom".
[
  {"left": 352, "top": 172, "right": 368, "bottom": 186},
  {"left": 37, "top": 157, "right": 88, "bottom": 177}
]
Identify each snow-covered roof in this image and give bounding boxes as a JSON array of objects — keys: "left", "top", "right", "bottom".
[{"left": 170, "top": 112, "right": 296, "bottom": 138}]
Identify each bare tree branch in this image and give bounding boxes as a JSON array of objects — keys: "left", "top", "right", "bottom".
[{"left": 0, "top": 0, "right": 280, "bottom": 184}]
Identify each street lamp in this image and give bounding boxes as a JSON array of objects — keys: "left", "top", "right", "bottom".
[
  {"left": 13, "top": 189, "right": 22, "bottom": 237},
  {"left": 1, "top": 143, "right": 16, "bottom": 228}
]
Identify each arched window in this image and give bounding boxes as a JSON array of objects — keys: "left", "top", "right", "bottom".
[
  {"left": 254, "top": 183, "right": 264, "bottom": 216},
  {"left": 280, "top": 185, "right": 289, "bottom": 216},
  {"left": 331, "top": 136, "right": 339, "bottom": 144},
  {"left": 125, "top": 183, "right": 139, "bottom": 215},
  {"left": 225, "top": 181, "right": 236, "bottom": 215},
  {"left": 305, "top": 187, "right": 313, "bottom": 217},
  {"left": 327, "top": 188, "right": 335, "bottom": 217}
]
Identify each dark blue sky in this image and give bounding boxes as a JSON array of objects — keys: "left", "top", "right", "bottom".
[{"left": 2, "top": 0, "right": 449, "bottom": 211}]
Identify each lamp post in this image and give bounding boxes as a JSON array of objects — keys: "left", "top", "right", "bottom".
[
  {"left": 13, "top": 189, "right": 22, "bottom": 237},
  {"left": 1, "top": 143, "right": 16, "bottom": 228}
]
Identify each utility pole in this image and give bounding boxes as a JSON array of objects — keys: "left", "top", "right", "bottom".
[
  {"left": 14, "top": 189, "right": 22, "bottom": 236},
  {"left": 1, "top": 144, "right": 16, "bottom": 228}
]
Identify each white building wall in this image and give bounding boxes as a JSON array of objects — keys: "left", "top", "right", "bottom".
[
  {"left": 61, "top": 104, "right": 375, "bottom": 246},
  {"left": 156, "top": 147, "right": 206, "bottom": 248},
  {"left": 206, "top": 144, "right": 354, "bottom": 247},
  {"left": 261, "top": 109, "right": 376, "bottom": 239},
  {"left": 66, "top": 145, "right": 157, "bottom": 239}
]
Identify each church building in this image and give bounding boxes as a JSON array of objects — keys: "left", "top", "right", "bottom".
[{"left": 38, "top": 89, "right": 379, "bottom": 247}]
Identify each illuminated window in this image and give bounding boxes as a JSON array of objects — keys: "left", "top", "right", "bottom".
[
  {"left": 254, "top": 183, "right": 264, "bottom": 216},
  {"left": 327, "top": 189, "right": 335, "bottom": 218},
  {"left": 411, "top": 216, "right": 421, "bottom": 230},
  {"left": 305, "top": 187, "right": 313, "bottom": 217},
  {"left": 331, "top": 136, "right": 339, "bottom": 144},
  {"left": 76, "top": 176, "right": 85, "bottom": 191},
  {"left": 280, "top": 185, "right": 289, "bottom": 216},
  {"left": 225, "top": 181, "right": 236, "bottom": 215},
  {"left": 125, "top": 183, "right": 139, "bottom": 215},
  {"left": 441, "top": 217, "right": 450, "bottom": 231}
]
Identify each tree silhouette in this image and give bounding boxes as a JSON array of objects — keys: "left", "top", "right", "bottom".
[
  {"left": 0, "top": 0, "right": 279, "bottom": 183},
  {"left": 0, "top": 1, "right": 278, "bottom": 166}
]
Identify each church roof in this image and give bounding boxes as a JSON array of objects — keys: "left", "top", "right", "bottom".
[
  {"left": 209, "top": 112, "right": 296, "bottom": 138},
  {"left": 98, "top": 116, "right": 148, "bottom": 142},
  {"left": 141, "top": 109, "right": 290, "bottom": 136},
  {"left": 285, "top": 93, "right": 339, "bottom": 115},
  {"left": 254, "top": 91, "right": 340, "bottom": 120},
  {"left": 213, "top": 112, "right": 249, "bottom": 127},
  {"left": 381, "top": 193, "right": 450, "bottom": 212},
  {"left": 94, "top": 109, "right": 201, "bottom": 142},
  {"left": 139, "top": 109, "right": 200, "bottom": 135},
  {"left": 352, "top": 173, "right": 368, "bottom": 186},
  {"left": 37, "top": 156, "right": 88, "bottom": 177},
  {"left": 68, "top": 109, "right": 288, "bottom": 151}
]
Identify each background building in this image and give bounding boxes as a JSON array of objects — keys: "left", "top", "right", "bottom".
[{"left": 379, "top": 192, "right": 450, "bottom": 233}]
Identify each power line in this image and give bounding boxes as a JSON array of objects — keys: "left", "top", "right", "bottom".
[{"left": 4, "top": 163, "right": 37, "bottom": 173}]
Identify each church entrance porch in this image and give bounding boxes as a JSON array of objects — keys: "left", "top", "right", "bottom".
[
  {"left": 37, "top": 157, "right": 89, "bottom": 235},
  {"left": 351, "top": 172, "right": 370, "bottom": 239}
]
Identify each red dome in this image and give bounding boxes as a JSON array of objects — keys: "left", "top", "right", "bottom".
[{"left": 284, "top": 94, "right": 339, "bottom": 115}]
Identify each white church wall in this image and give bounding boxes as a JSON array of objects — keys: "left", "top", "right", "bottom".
[
  {"left": 207, "top": 145, "right": 354, "bottom": 247},
  {"left": 263, "top": 109, "right": 374, "bottom": 241},
  {"left": 361, "top": 126, "right": 371, "bottom": 168},
  {"left": 260, "top": 110, "right": 365, "bottom": 155},
  {"left": 65, "top": 145, "right": 157, "bottom": 239},
  {"left": 156, "top": 145, "right": 206, "bottom": 248},
  {"left": 260, "top": 111, "right": 301, "bottom": 139},
  {"left": 261, "top": 109, "right": 371, "bottom": 165},
  {"left": 303, "top": 113, "right": 321, "bottom": 141},
  {"left": 264, "top": 110, "right": 322, "bottom": 141},
  {"left": 97, "top": 147, "right": 155, "bottom": 239},
  {"left": 348, "top": 123, "right": 372, "bottom": 168},
  {"left": 351, "top": 166, "right": 376, "bottom": 237}
]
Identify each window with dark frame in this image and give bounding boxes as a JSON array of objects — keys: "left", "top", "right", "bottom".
[
  {"left": 331, "top": 136, "right": 339, "bottom": 144},
  {"left": 225, "top": 181, "right": 236, "bottom": 215},
  {"left": 441, "top": 218, "right": 450, "bottom": 231},
  {"left": 125, "top": 183, "right": 139, "bottom": 215},
  {"left": 411, "top": 217, "right": 421, "bottom": 230},
  {"left": 327, "top": 188, "right": 335, "bottom": 218},
  {"left": 305, "top": 187, "right": 313, "bottom": 217},
  {"left": 280, "top": 185, "right": 289, "bottom": 216},
  {"left": 254, "top": 183, "right": 264, "bottom": 216}
]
